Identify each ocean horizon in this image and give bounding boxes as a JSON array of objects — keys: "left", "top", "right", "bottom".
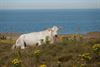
[{"left": 0, "top": 9, "right": 100, "bottom": 34}]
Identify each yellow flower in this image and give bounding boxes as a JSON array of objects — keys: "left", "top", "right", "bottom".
[
  {"left": 34, "top": 50, "right": 40, "bottom": 54},
  {"left": 40, "top": 64, "right": 47, "bottom": 67},
  {"left": 34, "top": 50, "right": 41, "bottom": 56},
  {"left": 80, "top": 53, "right": 92, "bottom": 61},
  {"left": 11, "top": 58, "right": 21, "bottom": 64},
  {"left": 92, "top": 44, "right": 100, "bottom": 54}
]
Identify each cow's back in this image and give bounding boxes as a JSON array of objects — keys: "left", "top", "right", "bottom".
[{"left": 23, "top": 32, "right": 44, "bottom": 45}]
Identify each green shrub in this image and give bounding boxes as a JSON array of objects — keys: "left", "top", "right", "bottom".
[
  {"left": 11, "top": 58, "right": 22, "bottom": 67},
  {"left": 79, "top": 53, "right": 92, "bottom": 61},
  {"left": 34, "top": 50, "right": 41, "bottom": 57},
  {"left": 92, "top": 44, "right": 100, "bottom": 55}
]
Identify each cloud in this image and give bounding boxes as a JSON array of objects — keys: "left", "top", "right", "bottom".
[{"left": 0, "top": 2, "right": 99, "bottom": 9}]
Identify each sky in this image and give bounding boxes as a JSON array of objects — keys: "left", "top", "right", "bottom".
[{"left": 0, "top": 0, "right": 99, "bottom": 9}]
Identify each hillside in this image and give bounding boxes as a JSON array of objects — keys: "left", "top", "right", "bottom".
[{"left": 0, "top": 32, "right": 100, "bottom": 67}]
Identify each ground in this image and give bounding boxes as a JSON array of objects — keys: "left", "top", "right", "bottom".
[{"left": 0, "top": 32, "right": 100, "bottom": 67}]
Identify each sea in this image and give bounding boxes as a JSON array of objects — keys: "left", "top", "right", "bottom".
[{"left": 0, "top": 9, "right": 100, "bottom": 34}]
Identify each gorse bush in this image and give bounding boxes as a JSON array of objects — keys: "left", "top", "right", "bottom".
[
  {"left": 92, "top": 44, "right": 100, "bottom": 55},
  {"left": 11, "top": 58, "right": 21, "bottom": 67},
  {"left": 80, "top": 63, "right": 86, "bottom": 67},
  {"left": 39, "top": 64, "right": 47, "bottom": 67},
  {"left": 79, "top": 53, "right": 92, "bottom": 61},
  {"left": 34, "top": 50, "right": 41, "bottom": 56},
  {"left": 33, "top": 49, "right": 41, "bottom": 67}
]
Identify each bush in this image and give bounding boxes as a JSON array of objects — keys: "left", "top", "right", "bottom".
[
  {"left": 92, "top": 44, "right": 100, "bottom": 55},
  {"left": 11, "top": 58, "right": 21, "bottom": 67},
  {"left": 79, "top": 53, "right": 92, "bottom": 62}
]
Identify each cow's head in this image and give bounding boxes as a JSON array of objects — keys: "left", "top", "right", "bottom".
[
  {"left": 48, "top": 26, "right": 59, "bottom": 38},
  {"left": 52, "top": 26, "right": 59, "bottom": 37}
]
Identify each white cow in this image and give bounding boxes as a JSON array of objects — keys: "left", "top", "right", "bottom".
[{"left": 12, "top": 26, "right": 59, "bottom": 49}]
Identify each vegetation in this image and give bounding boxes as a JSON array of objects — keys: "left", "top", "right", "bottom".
[
  {"left": 11, "top": 58, "right": 22, "bottom": 67},
  {"left": 0, "top": 32, "right": 100, "bottom": 67}
]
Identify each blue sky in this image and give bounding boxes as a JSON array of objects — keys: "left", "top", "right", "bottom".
[{"left": 0, "top": 0, "right": 99, "bottom": 9}]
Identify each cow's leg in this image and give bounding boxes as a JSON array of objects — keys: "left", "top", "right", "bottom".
[
  {"left": 49, "top": 37, "right": 54, "bottom": 44},
  {"left": 43, "top": 38, "right": 47, "bottom": 44},
  {"left": 21, "top": 46, "right": 25, "bottom": 49},
  {"left": 20, "top": 36, "right": 26, "bottom": 49},
  {"left": 20, "top": 41, "right": 26, "bottom": 49}
]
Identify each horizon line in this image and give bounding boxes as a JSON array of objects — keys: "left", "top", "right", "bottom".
[{"left": 0, "top": 8, "right": 99, "bottom": 10}]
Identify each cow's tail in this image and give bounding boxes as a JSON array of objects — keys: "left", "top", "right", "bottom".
[
  {"left": 11, "top": 38, "right": 19, "bottom": 49},
  {"left": 11, "top": 39, "right": 19, "bottom": 49}
]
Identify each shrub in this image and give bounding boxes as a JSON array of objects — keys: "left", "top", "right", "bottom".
[
  {"left": 33, "top": 49, "right": 41, "bottom": 67},
  {"left": 80, "top": 63, "right": 86, "bottom": 67},
  {"left": 34, "top": 50, "right": 41, "bottom": 56},
  {"left": 39, "top": 64, "right": 47, "bottom": 67},
  {"left": 79, "top": 53, "right": 92, "bottom": 62},
  {"left": 92, "top": 44, "right": 100, "bottom": 55},
  {"left": 11, "top": 58, "right": 21, "bottom": 67}
]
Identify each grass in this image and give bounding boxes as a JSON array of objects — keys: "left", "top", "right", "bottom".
[
  {"left": 0, "top": 40, "right": 16, "bottom": 44},
  {"left": 0, "top": 33, "right": 100, "bottom": 67}
]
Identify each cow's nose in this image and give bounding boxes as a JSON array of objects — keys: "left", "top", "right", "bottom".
[{"left": 55, "top": 35, "right": 58, "bottom": 38}]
